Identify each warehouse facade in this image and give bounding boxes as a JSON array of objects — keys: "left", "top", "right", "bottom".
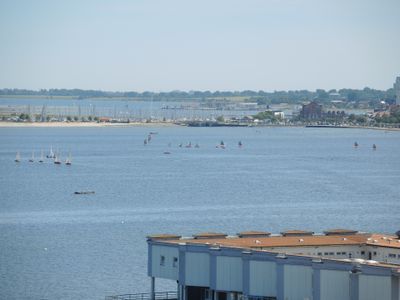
[{"left": 147, "top": 230, "right": 400, "bottom": 300}]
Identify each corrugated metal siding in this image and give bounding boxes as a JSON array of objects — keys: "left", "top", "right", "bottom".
[
  {"left": 185, "top": 252, "right": 210, "bottom": 287},
  {"left": 359, "top": 275, "right": 391, "bottom": 300},
  {"left": 216, "top": 256, "right": 243, "bottom": 292},
  {"left": 151, "top": 245, "right": 179, "bottom": 280},
  {"left": 320, "top": 270, "right": 350, "bottom": 300},
  {"left": 283, "top": 265, "right": 312, "bottom": 300},
  {"left": 249, "top": 260, "right": 277, "bottom": 297}
]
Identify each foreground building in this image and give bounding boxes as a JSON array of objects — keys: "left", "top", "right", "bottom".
[{"left": 147, "top": 229, "right": 400, "bottom": 300}]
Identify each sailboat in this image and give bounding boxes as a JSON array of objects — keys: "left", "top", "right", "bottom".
[
  {"left": 54, "top": 152, "right": 61, "bottom": 165},
  {"left": 65, "top": 152, "right": 72, "bottom": 165},
  {"left": 15, "top": 151, "right": 21, "bottom": 162},
  {"left": 29, "top": 151, "right": 35, "bottom": 162},
  {"left": 39, "top": 150, "right": 44, "bottom": 163},
  {"left": 47, "top": 146, "right": 55, "bottom": 158}
]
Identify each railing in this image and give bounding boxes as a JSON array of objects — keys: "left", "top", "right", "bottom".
[{"left": 105, "top": 291, "right": 177, "bottom": 300}]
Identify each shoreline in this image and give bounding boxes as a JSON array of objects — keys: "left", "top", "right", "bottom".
[
  {"left": 0, "top": 121, "right": 177, "bottom": 128},
  {"left": 0, "top": 121, "right": 399, "bottom": 131}
]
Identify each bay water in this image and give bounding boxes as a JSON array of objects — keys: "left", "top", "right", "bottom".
[{"left": 0, "top": 126, "right": 399, "bottom": 299}]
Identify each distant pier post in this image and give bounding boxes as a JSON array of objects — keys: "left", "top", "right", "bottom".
[{"left": 150, "top": 276, "right": 155, "bottom": 300}]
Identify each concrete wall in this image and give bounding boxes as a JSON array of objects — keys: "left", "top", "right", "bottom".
[
  {"left": 283, "top": 265, "right": 313, "bottom": 300},
  {"left": 150, "top": 245, "right": 179, "bottom": 280},
  {"left": 259, "top": 245, "right": 365, "bottom": 259},
  {"left": 320, "top": 270, "right": 350, "bottom": 300},
  {"left": 359, "top": 274, "right": 391, "bottom": 300},
  {"left": 185, "top": 252, "right": 210, "bottom": 287},
  {"left": 249, "top": 260, "right": 277, "bottom": 297},
  {"left": 365, "top": 246, "right": 400, "bottom": 264},
  {"left": 216, "top": 256, "right": 243, "bottom": 292}
]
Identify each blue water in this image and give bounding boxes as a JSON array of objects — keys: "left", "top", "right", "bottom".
[{"left": 0, "top": 126, "right": 399, "bottom": 299}]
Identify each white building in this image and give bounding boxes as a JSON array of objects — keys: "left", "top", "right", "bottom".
[{"left": 147, "top": 229, "right": 400, "bottom": 300}]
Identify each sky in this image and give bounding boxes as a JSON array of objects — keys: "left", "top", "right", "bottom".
[{"left": 0, "top": 0, "right": 399, "bottom": 92}]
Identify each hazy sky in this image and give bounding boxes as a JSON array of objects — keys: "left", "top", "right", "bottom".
[{"left": 0, "top": 0, "right": 399, "bottom": 91}]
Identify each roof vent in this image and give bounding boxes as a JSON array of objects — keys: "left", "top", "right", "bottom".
[
  {"left": 237, "top": 231, "right": 271, "bottom": 238},
  {"left": 193, "top": 232, "right": 228, "bottom": 239},
  {"left": 323, "top": 229, "right": 358, "bottom": 236},
  {"left": 255, "top": 240, "right": 261, "bottom": 244},
  {"left": 299, "top": 239, "right": 304, "bottom": 242},
  {"left": 343, "top": 237, "right": 347, "bottom": 241},
  {"left": 146, "top": 234, "right": 182, "bottom": 241},
  {"left": 281, "top": 230, "right": 314, "bottom": 237}
]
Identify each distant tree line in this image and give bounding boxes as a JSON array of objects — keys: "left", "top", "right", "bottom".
[{"left": 0, "top": 87, "right": 396, "bottom": 105}]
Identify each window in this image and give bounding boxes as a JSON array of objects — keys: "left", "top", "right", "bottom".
[
  {"left": 329, "top": 252, "right": 334, "bottom": 255},
  {"left": 160, "top": 255, "right": 165, "bottom": 266},
  {"left": 336, "top": 252, "right": 342, "bottom": 255},
  {"left": 324, "top": 252, "right": 329, "bottom": 255},
  {"left": 361, "top": 251, "right": 365, "bottom": 255},
  {"left": 341, "top": 252, "right": 347, "bottom": 255},
  {"left": 173, "top": 257, "right": 178, "bottom": 268},
  {"left": 389, "top": 254, "right": 396, "bottom": 258},
  {"left": 317, "top": 252, "right": 322, "bottom": 256},
  {"left": 373, "top": 252, "right": 377, "bottom": 256}
]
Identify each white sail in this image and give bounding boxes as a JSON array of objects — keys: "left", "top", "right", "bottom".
[
  {"left": 65, "top": 152, "right": 72, "bottom": 165},
  {"left": 39, "top": 150, "right": 44, "bottom": 162},
  {"left": 29, "top": 151, "right": 34, "bottom": 162},
  {"left": 15, "top": 151, "right": 20, "bottom": 162},
  {"left": 54, "top": 151, "right": 61, "bottom": 164},
  {"left": 48, "top": 146, "right": 54, "bottom": 158}
]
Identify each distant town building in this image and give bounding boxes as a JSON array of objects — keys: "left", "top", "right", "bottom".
[
  {"left": 299, "top": 101, "right": 323, "bottom": 119},
  {"left": 394, "top": 76, "right": 400, "bottom": 105}
]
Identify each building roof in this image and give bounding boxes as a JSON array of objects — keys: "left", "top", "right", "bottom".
[{"left": 150, "top": 231, "right": 400, "bottom": 250}]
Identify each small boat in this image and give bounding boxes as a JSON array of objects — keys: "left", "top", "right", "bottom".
[
  {"left": 179, "top": 143, "right": 183, "bottom": 148},
  {"left": 15, "top": 151, "right": 21, "bottom": 163},
  {"left": 65, "top": 152, "right": 72, "bottom": 165},
  {"left": 47, "top": 146, "right": 55, "bottom": 159},
  {"left": 147, "top": 134, "right": 152, "bottom": 142},
  {"left": 74, "top": 191, "right": 95, "bottom": 195},
  {"left": 195, "top": 143, "right": 200, "bottom": 148},
  {"left": 219, "top": 141, "right": 225, "bottom": 149},
  {"left": 186, "top": 142, "right": 192, "bottom": 148},
  {"left": 39, "top": 150, "right": 44, "bottom": 163},
  {"left": 54, "top": 153, "right": 61, "bottom": 165},
  {"left": 354, "top": 142, "right": 358, "bottom": 148},
  {"left": 163, "top": 151, "right": 171, "bottom": 155},
  {"left": 29, "top": 151, "right": 35, "bottom": 162},
  {"left": 238, "top": 141, "right": 243, "bottom": 147},
  {"left": 144, "top": 139, "right": 148, "bottom": 145},
  {"left": 372, "top": 144, "right": 377, "bottom": 150}
]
